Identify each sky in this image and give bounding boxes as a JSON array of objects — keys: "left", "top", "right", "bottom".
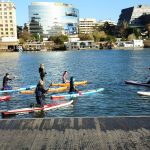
[{"left": 10, "top": 0, "right": 150, "bottom": 26}]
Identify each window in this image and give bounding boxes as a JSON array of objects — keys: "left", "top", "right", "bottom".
[
  {"left": 10, "top": 28, "right": 13, "bottom": 31},
  {"left": 6, "top": 32, "right": 8, "bottom": 34},
  {"left": 9, "top": 12, "right": 12, "bottom": 15},
  {"left": 1, "top": 32, "right": 3, "bottom": 34},
  {"left": 5, "top": 28, "right": 8, "bottom": 31},
  {"left": 10, "top": 20, "right": 12, "bottom": 23}
]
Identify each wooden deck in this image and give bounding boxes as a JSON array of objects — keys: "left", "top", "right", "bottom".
[{"left": 0, "top": 117, "right": 150, "bottom": 150}]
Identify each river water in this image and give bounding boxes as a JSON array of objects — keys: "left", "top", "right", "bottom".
[{"left": 0, "top": 49, "right": 150, "bottom": 118}]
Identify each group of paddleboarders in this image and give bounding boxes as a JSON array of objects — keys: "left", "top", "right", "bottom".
[
  {"left": 1, "top": 63, "right": 78, "bottom": 106},
  {"left": 35, "top": 64, "right": 78, "bottom": 106}
]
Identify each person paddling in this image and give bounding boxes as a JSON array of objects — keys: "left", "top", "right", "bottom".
[
  {"left": 35, "top": 80, "right": 48, "bottom": 106},
  {"left": 69, "top": 77, "right": 78, "bottom": 94},
  {"left": 62, "top": 71, "right": 69, "bottom": 83},
  {"left": 39, "top": 64, "right": 47, "bottom": 81},
  {"left": 2, "top": 73, "right": 13, "bottom": 90}
]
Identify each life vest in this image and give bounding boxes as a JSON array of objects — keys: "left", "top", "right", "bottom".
[{"left": 35, "top": 86, "right": 42, "bottom": 97}]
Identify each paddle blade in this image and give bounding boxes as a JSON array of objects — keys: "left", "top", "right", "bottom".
[{"left": 51, "top": 95, "right": 65, "bottom": 100}]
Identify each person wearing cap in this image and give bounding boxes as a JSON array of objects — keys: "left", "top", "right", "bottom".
[
  {"left": 2, "top": 73, "right": 12, "bottom": 90},
  {"left": 39, "top": 64, "right": 47, "bottom": 81},
  {"left": 69, "top": 77, "right": 78, "bottom": 94},
  {"left": 35, "top": 80, "right": 48, "bottom": 106},
  {"left": 62, "top": 71, "right": 69, "bottom": 83}
]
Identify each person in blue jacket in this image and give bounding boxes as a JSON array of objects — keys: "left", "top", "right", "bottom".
[{"left": 35, "top": 80, "right": 48, "bottom": 106}]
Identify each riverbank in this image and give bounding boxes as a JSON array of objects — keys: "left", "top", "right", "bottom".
[{"left": 0, "top": 117, "right": 149, "bottom": 149}]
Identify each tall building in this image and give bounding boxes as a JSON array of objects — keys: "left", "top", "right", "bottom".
[
  {"left": 0, "top": 0, "right": 18, "bottom": 51},
  {"left": 118, "top": 5, "right": 150, "bottom": 27},
  {"left": 0, "top": 1, "right": 17, "bottom": 41},
  {"left": 28, "top": 2, "right": 79, "bottom": 37},
  {"left": 79, "top": 18, "right": 97, "bottom": 34}
]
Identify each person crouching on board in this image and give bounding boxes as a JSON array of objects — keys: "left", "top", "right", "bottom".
[
  {"left": 69, "top": 77, "right": 78, "bottom": 94},
  {"left": 35, "top": 80, "right": 48, "bottom": 106},
  {"left": 39, "top": 64, "right": 47, "bottom": 81},
  {"left": 62, "top": 71, "right": 69, "bottom": 83},
  {"left": 1, "top": 73, "right": 13, "bottom": 90}
]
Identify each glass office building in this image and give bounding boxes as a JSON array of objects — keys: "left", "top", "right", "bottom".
[{"left": 29, "top": 2, "right": 79, "bottom": 37}]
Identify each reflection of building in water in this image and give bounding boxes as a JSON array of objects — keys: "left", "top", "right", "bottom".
[
  {"left": 29, "top": 2, "right": 79, "bottom": 38},
  {"left": 29, "top": 14, "right": 43, "bottom": 35}
]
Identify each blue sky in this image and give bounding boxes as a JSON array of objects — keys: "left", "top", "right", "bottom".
[{"left": 11, "top": 0, "right": 150, "bottom": 26}]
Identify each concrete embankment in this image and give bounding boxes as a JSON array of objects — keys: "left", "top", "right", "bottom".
[{"left": 0, "top": 117, "right": 149, "bottom": 150}]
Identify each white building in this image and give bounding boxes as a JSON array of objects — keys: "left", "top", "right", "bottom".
[
  {"left": 117, "top": 40, "right": 144, "bottom": 48},
  {"left": 79, "top": 18, "right": 97, "bottom": 34}
]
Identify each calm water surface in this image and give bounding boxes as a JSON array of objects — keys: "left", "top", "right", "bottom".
[{"left": 0, "top": 49, "right": 150, "bottom": 118}]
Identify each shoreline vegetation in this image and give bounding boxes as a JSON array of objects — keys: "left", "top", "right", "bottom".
[{"left": 0, "top": 40, "right": 150, "bottom": 52}]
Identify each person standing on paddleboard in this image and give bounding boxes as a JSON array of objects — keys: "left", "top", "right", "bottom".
[
  {"left": 2, "top": 73, "right": 13, "bottom": 90},
  {"left": 39, "top": 64, "right": 47, "bottom": 81},
  {"left": 69, "top": 77, "right": 78, "bottom": 94},
  {"left": 62, "top": 71, "right": 69, "bottom": 83},
  {"left": 35, "top": 80, "right": 48, "bottom": 106}
]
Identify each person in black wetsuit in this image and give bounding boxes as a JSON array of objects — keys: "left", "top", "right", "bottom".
[
  {"left": 2, "top": 73, "right": 12, "bottom": 90},
  {"left": 69, "top": 77, "right": 78, "bottom": 94},
  {"left": 39, "top": 64, "right": 47, "bottom": 81},
  {"left": 35, "top": 80, "right": 48, "bottom": 106}
]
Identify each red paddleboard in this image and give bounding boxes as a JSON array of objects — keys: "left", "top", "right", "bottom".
[
  {"left": 1, "top": 100, "right": 73, "bottom": 117},
  {"left": 0, "top": 96, "right": 11, "bottom": 102}
]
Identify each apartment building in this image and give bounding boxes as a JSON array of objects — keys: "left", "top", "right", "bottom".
[
  {"left": 0, "top": 1, "right": 18, "bottom": 51},
  {"left": 79, "top": 18, "right": 97, "bottom": 34}
]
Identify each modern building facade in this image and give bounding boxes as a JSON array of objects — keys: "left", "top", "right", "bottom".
[
  {"left": 79, "top": 18, "right": 97, "bottom": 34},
  {"left": 0, "top": 1, "right": 18, "bottom": 51},
  {"left": 118, "top": 5, "right": 150, "bottom": 27},
  {"left": 28, "top": 2, "right": 79, "bottom": 38}
]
